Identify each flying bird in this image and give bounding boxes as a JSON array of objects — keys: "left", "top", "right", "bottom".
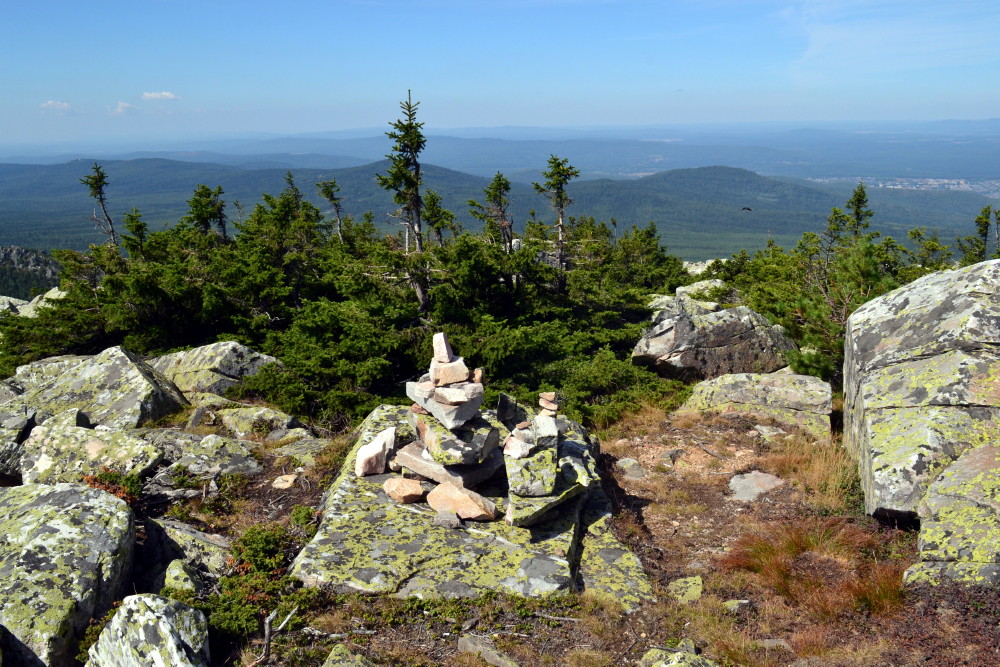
[{"left": 741, "top": 206, "right": 753, "bottom": 211}]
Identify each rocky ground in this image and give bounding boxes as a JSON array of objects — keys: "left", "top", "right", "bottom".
[{"left": 149, "top": 404, "right": 1000, "bottom": 667}]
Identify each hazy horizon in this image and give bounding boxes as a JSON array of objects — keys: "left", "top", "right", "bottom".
[{"left": 4, "top": 0, "right": 999, "bottom": 151}]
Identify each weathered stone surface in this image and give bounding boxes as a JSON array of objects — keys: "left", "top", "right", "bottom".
[
  {"left": 638, "top": 647, "right": 719, "bottom": 667},
  {"left": 131, "top": 428, "right": 207, "bottom": 462},
  {"left": 457, "top": 634, "right": 519, "bottom": 667},
  {"left": 427, "top": 482, "right": 498, "bottom": 521},
  {"left": 322, "top": 644, "right": 374, "bottom": 667},
  {"left": 496, "top": 393, "right": 536, "bottom": 429},
  {"left": 729, "top": 470, "right": 784, "bottom": 502},
  {"left": 15, "top": 287, "right": 66, "bottom": 319},
  {"left": 905, "top": 444, "right": 1000, "bottom": 586},
  {"left": 576, "top": 486, "right": 655, "bottom": 611},
  {"left": 272, "top": 436, "right": 331, "bottom": 467},
  {"left": 432, "top": 331, "right": 456, "bottom": 363},
  {"left": 406, "top": 381, "right": 483, "bottom": 430},
  {"left": 4, "top": 346, "right": 188, "bottom": 430},
  {"left": 383, "top": 477, "right": 426, "bottom": 503},
  {"left": 20, "top": 414, "right": 163, "bottom": 483},
  {"left": 676, "top": 372, "right": 832, "bottom": 440},
  {"left": 355, "top": 427, "right": 396, "bottom": 476},
  {"left": 147, "top": 341, "right": 277, "bottom": 395},
  {"left": 162, "top": 559, "right": 203, "bottom": 593},
  {"left": 137, "top": 519, "right": 232, "bottom": 593},
  {"left": 217, "top": 406, "right": 301, "bottom": 439},
  {"left": 292, "top": 406, "right": 581, "bottom": 599},
  {"left": 86, "top": 594, "right": 210, "bottom": 667},
  {"left": 844, "top": 260, "right": 1000, "bottom": 519},
  {"left": 675, "top": 278, "right": 727, "bottom": 301},
  {"left": 430, "top": 357, "right": 471, "bottom": 386},
  {"left": 506, "top": 440, "right": 597, "bottom": 527},
  {"left": 667, "top": 576, "right": 704, "bottom": 604},
  {"left": 145, "top": 434, "right": 261, "bottom": 500},
  {"left": 0, "top": 483, "right": 133, "bottom": 667},
  {"left": 408, "top": 411, "right": 498, "bottom": 465},
  {"left": 632, "top": 296, "right": 796, "bottom": 380},
  {"left": 506, "top": 446, "right": 558, "bottom": 496},
  {"left": 394, "top": 442, "right": 504, "bottom": 489}
]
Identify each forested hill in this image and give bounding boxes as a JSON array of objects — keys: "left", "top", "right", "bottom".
[{"left": 0, "top": 159, "right": 990, "bottom": 259}]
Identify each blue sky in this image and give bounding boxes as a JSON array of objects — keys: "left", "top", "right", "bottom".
[{"left": 3, "top": 0, "right": 999, "bottom": 146}]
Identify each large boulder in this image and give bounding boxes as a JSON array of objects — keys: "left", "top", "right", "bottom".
[
  {"left": 291, "top": 405, "right": 652, "bottom": 607},
  {"left": 20, "top": 410, "right": 163, "bottom": 484},
  {"left": 632, "top": 294, "right": 795, "bottom": 380},
  {"left": 0, "top": 483, "right": 133, "bottom": 666},
  {"left": 2, "top": 346, "right": 188, "bottom": 430},
  {"left": 675, "top": 372, "right": 832, "bottom": 440},
  {"left": 147, "top": 341, "right": 278, "bottom": 395},
  {"left": 845, "top": 260, "right": 1000, "bottom": 585},
  {"left": 85, "top": 594, "right": 210, "bottom": 667},
  {"left": 844, "top": 260, "right": 1000, "bottom": 519}
]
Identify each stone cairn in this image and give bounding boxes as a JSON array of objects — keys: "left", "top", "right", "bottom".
[{"left": 353, "top": 332, "right": 596, "bottom": 526}]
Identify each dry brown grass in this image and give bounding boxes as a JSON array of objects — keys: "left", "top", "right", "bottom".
[
  {"left": 757, "top": 435, "right": 860, "bottom": 513},
  {"left": 719, "top": 519, "right": 906, "bottom": 621},
  {"left": 561, "top": 648, "right": 615, "bottom": 667},
  {"left": 597, "top": 404, "right": 669, "bottom": 444}
]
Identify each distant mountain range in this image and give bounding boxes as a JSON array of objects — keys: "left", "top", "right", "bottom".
[{"left": 0, "top": 158, "right": 990, "bottom": 260}]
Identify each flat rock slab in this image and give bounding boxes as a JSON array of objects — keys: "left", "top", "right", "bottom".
[
  {"left": 576, "top": 487, "right": 655, "bottom": 611},
  {"left": 677, "top": 372, "right": 832, "bottom": 440},
  {"left": 0, "top": 483, "right": 134, "bottom": 666},
  {"left": 292, "top": 406, "right": 581, "bottom": 599},
  {"left": 394, "top": 442, "right": 504, "bottom": 489},
  {"left": 729, "top": 470, "right": 785, "bottom": 502}
]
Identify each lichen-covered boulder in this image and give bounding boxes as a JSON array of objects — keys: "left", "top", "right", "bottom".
[
  {"left": 216, "top": 406, "right": 301, "bottom": 439},
  {"left": 15, "top": 287, "right": 66, "bottom": 319},
  {"left": 0, "top": 483, "right": 133, "bottom": 666},
  {"left": 292, "top": 405, "right": 650, "bottom": 606},
  {"left": 135, "top": 519, "right": 232, "bottom": 593},
  {"left": 632, "top": 295, "right": 795, "bottom": 380},
  {"left": 147, "top": 341, "right": 278, "bottom": 395},
  {"left": 0, "top": 409, "right": 36, "bottom": 476},
  {"left": 144, "top": 434, "right": 261, "bottom": 501},
  {"left": 904, "top": 444, "right": 1000, "bottom": 586},
  {"left": 86, "top": 594, "right": 209, "bottom": 667},
  {"left": 675, "top": 372, "right": 832, "bottom": 440},
  {"left": 20, "top": 412, "right": 163, "bottom": 484},
  {"left": 3, "top": 346, "right": 187, "bottom": 430},
  {"left": 844, "top": 260, "right": 1000, "bottom": 518}
]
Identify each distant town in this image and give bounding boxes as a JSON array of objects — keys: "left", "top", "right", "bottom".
[{"left": 808, "top": 177, "right": 1000, "bottom": 199}]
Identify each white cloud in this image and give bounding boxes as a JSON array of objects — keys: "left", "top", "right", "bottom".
[
  {"left": 141, "top": 91, "right": 179, "bottom": 100},
  {"left": 112, "top": 101, "right": 135, "bottom": 115},
  {"left": 40, "top": 100, "right": 72, "bottom": 113}
]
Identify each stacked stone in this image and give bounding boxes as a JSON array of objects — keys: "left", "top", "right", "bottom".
[
  {"left": 354, "top": 333, "right": 596, "bottom": 527},
  {"left": 502, "top": 393, "right": 597, "bottom": 527}
]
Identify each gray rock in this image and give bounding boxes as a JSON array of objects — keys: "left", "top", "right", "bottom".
[
  {"left": 86, "top": 594, "right": 209, "bottom": 667},
  {"left": 457, "top": 633, "right": 519, "bottom": 667},
  {"left": 729, "top": 471, "right": 784, "bottom": 502},
  {"left": 322, "top": 644, "right": 374, "bottom": 666},
  {"left": 844, "top": 260, "right": 1000, "bottom": 519},
  {"left": 0, "top": 483, "right": 133, "bottom": 667},
  {"left": 15, "top": 287, "right": 66, "bottom": 319},
  {"left": 147, "top": 341, "right": 278, "bottom": 395},
  {"left": 216, "top": 406, "right": 301, "bottom": 439},
  {"left": 904, "top": 443, "right": 1000, "bottom": 586},
  {"left": 145, "top": 434, "right": 261, "bottom": 499},
  {"left": 4, "top": 346, "right": 188, "bottom": 430},
  {"left": 292, "top": 406, "right": 578, "bottom": 598},
  {"left": 20, "top": 413, "right": 163, "bottom": 483},
  {"left": 394, "top": 442, "right": 505, "bottom": 489},
  {"left": 506, "top": 446, "right": 559, "bottom": 496},
  {"left": 676, "top": 372, "right": 832, "bottom": 440},
  {"left": 137, "top": 519, "right": 232, "bottom": 592},
  {"left": 632, "top": 296, "right": 796, "bottom": 380}
]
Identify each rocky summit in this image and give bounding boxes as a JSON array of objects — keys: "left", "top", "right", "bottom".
[{"left": 292, "top": 333, "right": 652, "bottom": 607}]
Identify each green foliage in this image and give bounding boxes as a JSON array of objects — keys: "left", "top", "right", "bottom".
[
  {"left": 231, "top": 524, "right": 299, "bottom": 573},
  {"left": 75, "top": 603, "right": 120, "bottom": 663},
  {"left": 376, "top": 91, "right": 427, "bottom": 252}
]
